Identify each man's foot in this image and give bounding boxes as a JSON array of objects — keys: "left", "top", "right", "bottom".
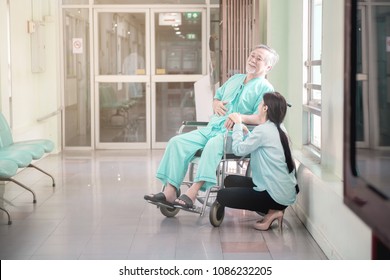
[
  {"left": 173, "top": 194, "right": 195, "bottom": 210},
  {"left": 144, "top": 192, "right": 175, "bottom": 207}
]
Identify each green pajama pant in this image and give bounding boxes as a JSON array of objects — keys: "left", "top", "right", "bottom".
[{"left": 156, "top": 128, "right": 225, "bottom": 191}]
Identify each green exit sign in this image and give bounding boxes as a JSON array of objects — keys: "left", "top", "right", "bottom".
[
  {"left": 186, "top": 33, "right": 196, "bottom": 40},
  {"left": 184, "top": 12, "right": 200, "bottom": 20}
]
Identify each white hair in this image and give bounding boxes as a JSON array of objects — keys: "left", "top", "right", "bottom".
[{"left": 253, "top": 44, "right": 279, "bottom": 68}]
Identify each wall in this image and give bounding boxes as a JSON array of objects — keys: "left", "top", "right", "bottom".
[
  {"left": 0, "top": 0, "right": 61, "bottom": 152},
  {"left": 265, "top": 0, "right": 372, "bottom": 259},
  {"left": 0, "top": 0, "right": 11, "bottom": 117}
]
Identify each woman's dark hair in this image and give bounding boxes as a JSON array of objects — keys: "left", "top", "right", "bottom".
[{"left": 263, "top": 92, "right": 295, "bottom": 173}]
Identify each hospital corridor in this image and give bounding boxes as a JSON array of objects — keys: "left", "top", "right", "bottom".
[{"left": 1, "top": 0, "right": 390, "bottom": 266}]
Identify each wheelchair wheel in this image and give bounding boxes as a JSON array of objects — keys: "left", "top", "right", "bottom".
[
  {"left": 196, "top": 193, "right": 217, "bottom": 207},
  {"left": 209, "top": 200, "right": 225, "bottom": 227},
  {"left": 160, "top": 205, "right": 180, "bottom": 217}
]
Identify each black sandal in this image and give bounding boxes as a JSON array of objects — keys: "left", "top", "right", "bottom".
[
  {"left": 173, "top": 194, "right": 195, "bottom": 209},
  {"left": 144, "top": 192, "right": 174, "bottom": 207}
]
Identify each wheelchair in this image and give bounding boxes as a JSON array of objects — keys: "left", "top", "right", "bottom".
[{"left": 149, "top": 121, "right": 252, "bottom": 227}]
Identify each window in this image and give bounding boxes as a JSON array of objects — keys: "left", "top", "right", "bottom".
[
  {"left": 304, "top": 0, "right": 322, "bottom": 154},
  {"left": 344, "top": 0, "right": 390, "bottom": 257}
]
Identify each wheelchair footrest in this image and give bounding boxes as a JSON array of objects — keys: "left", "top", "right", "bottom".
[
  {"left": 146, "top": 200, "right": 176, "bottom": 210},
  {"left": 174, "top": 205, "right": 202, "bottom": 214},
  {"left": 147, "top": 200, "right": 202, "bottom": 214}
]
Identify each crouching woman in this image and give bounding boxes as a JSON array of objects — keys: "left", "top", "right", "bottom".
[{"left": 216, "top": 92, "right": 297, "bottom": 230}]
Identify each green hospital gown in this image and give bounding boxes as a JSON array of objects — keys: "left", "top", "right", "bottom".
[{"left": 156, "top": 74, "right": 274, "bottom": 191}]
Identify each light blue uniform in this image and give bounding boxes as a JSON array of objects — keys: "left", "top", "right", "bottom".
[
  {"left": 232, "top": 120, "right": 297, "bottom": 206},
  {"left": 156, "top": 74, "right": 274, "bottom": 191}
]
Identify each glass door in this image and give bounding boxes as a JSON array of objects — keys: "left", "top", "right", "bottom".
[
  {"left": 94, "top": 8, "right": 205, "bottom": 149},
  {"left": 62, "top": 3, "right": 214, "bottom": 150},
  {"left": 95, "top": 9, "right": 150, "bottom": 149},
  {"left": 62, "top": 8, "right": 91, "bottom": 148},
  {"left": 151, "top": 9, "right": 205, "bottom": 148}
]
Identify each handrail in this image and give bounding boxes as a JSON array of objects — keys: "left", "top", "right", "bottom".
[{"left": 37, "top": 107, "right": 62, "bottom": 122}]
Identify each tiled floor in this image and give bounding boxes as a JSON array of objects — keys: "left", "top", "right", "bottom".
[{"left": 0, "top": 150, "right": 327, "bottom": 260}]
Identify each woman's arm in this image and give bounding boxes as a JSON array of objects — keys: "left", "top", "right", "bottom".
[
  {"left": 231, "top": 123, "right": 264, "bottom": 156},
  {"left": 240, "top": 113, "right": 262, "bottom": 125}
]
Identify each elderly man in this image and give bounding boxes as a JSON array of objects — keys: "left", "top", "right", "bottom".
[{"left": 145, "top": 44, "right": 279, "bottom": 210}]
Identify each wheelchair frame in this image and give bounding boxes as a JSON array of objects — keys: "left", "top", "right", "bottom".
[
  {"left": 152, "top": 121, "right": 251, "bottom": 226},
  {"left": 152, "top": 102, "right": 294, "bottom": 225}
]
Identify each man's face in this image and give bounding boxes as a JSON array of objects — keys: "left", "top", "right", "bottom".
[{"left": 246, "top": 48, "right": 272, "bottom": 76}]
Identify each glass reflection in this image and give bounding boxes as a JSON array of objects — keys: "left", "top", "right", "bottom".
[
  {"left": 356, "top": 4, "right": 390, "bottom": 199},
  {"left": 99, "top": 82, "right": 146, "bottom": 143},
  {"left": 98, "top": 12, "right": 145, "bottom": 76},
  {"left": 155, "top": 82, "right": 196, "bottom": 142},
  {"left": 356, "top": 8, "right": 365, "bottom": 143},
  {"left": 356, "top": 81, "right": 365, "bottom": 142},
  {"left": 63, "top": 8, "right": 91, "bottom": 147},
  {"left": 311, "top": 0, "right": 322, "bottom": 61},
  {"left": 155, "top": 12, "right": 202, "bottom": 75},
  {"left": 310, "top": 114, "right": 321, "bottom": 149},
  {"left": 95, "top": 0, "right": 205, "bottom": 4},
  {"left": 210, "top": 8, "right": 220, "bottom": 88}
]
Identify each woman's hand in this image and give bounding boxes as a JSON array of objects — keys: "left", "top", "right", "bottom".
[
  {"left": 242, "top": 125, "right": 249, "bottom": 135},
  {"left": 213, "top": 99, "right": 228, "bottom": 116},
  {"left": 225, "top": 113, "right": 242, "bottom": 130},
  {"left": 224, "top": 118, "right": 234, "bottom": 130},
  {"left": 228, "top": 113, "right": 242, "bottom": 124}
]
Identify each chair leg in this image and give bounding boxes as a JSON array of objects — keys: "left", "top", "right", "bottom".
[
  {"left": 5, "top": 178, "right": 37, "bottom": 203},
  {"left": 0, "top": 206, "right": 12, "bottom": 225},
  {"left": 29, "top": 164, "right": 56, "bottom": 187}
]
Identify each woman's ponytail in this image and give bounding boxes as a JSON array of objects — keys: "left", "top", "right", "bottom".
[{"left": 263, "top": 92, "right": 295, "bottom": 173}]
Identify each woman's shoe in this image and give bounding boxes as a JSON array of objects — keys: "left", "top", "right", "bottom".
[{"left": 253, "top": 210, "right": 284, "bottom": 231}]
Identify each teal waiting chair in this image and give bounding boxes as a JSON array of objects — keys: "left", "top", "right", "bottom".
[
  {"left": 0, "top": 159, "right": 21, "bottom": 224},
  {"left": 0, "top": 112, "right": 54, "bottom": 153},
  {"left": 0, "top": 113, "right": 55, "bottom": 187},
  {"left": 0, "top": 149, "right": 40, "bottom": 203}
]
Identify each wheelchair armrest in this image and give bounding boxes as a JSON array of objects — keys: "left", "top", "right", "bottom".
[
  {"left": 178, "top": 121, "right": 209, "bottom": 134},
  {"left": 182, "top": 121, "right": 209, "bottom": 126}
]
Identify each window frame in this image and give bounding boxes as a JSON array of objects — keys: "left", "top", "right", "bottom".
[{"left": 303, "top": 0, "right": 322, "bottom": 156}]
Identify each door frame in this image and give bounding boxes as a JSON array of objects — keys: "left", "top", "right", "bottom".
[
  {"left": 94, "top": 8, "right": 151, "bottom": 149},
  {"left": 94, "top": 7, "right": 207, "bottom": 149}
]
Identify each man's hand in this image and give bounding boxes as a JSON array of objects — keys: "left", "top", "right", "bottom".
[
  {"left": 225, "top": 113, "right": 241, "bottom": 130},
  {"left": 213, "top": 100, "right": 229, "bottom": 116},
  {"left": 224, "top": 118, "right": 234, "bottom": 130},
  {"left": 228, "top": 113, "right": 242, "bottom": 124}
]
